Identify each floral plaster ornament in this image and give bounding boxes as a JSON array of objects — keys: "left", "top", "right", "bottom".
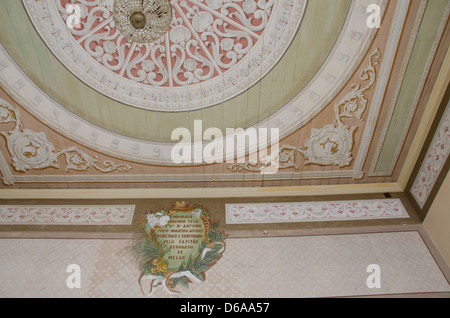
[{"left": 23, "top": 0, "right": 305, "bottom": 110}]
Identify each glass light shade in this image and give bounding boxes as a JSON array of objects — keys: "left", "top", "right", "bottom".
[{"left": 113, "top": 0, "right": 173, "bottom": 43}]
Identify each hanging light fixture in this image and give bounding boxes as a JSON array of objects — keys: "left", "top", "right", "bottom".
[{"left": 113, "top": 0, "right": 173, "bottom": 44}]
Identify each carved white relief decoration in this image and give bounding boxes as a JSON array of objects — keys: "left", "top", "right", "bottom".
[
  {"left": 0, "top": 97, "right": 132, "bottom": 185},
  {"left": 301, "top": 124, "right": 357, "bottom": 167},
  {"left": 23, "top": 0, "right": 307, "bottom": 111},
  {"left": 7, "top": 129, "right": 60, "bottom": 172},
  {"left": 229, "top": 49, "right": 380, "bottom": 174}
]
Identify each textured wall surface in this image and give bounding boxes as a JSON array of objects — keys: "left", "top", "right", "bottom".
[{"left": 0, "top": 231, "right": 448, "bottom": 298}]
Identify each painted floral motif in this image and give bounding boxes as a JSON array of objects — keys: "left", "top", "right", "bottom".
[
  {"left": 226, "top": 199, "right": 409, "bottom": 224},
  {"left": 0, "top": 97, "right": 132, "bottom": 185},
  {"left": 0, "top": 205, "right": 135, "bottom": 225},
  {"left": 411, "top": 103, "right": 450, "bottom": 208},
  {"left": 122, "top": 202, "right": 226, "bottom": 297}
]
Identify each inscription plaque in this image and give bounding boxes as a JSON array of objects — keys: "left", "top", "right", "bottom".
[{"left": 122, "top": 201, "right": 226, "bottom": 296}]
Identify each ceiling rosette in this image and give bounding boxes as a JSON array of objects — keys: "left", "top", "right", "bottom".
[{"left": 23, "top": 0, "right": 306, "bottom": 111}]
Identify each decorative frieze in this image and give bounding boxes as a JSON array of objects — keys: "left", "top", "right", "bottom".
[
  {"left": 226, "top": 198, "right": 409, "bottom": 224},
  {"left": 0, "top": 205, "right": 135, "bottom": 225}
]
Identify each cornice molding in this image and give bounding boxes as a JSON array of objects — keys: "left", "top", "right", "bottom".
[{"left": 0, "top": 182, "right": 402, "bottom": 199}]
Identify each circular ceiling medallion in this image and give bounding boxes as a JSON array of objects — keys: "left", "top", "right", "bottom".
[{"left": 24, "top": 0, "right": 307, "bottom": 112}]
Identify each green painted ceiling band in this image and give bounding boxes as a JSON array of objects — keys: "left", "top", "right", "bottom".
[{"left": 374, "top": 0, "right": 448, "bottom": 173}]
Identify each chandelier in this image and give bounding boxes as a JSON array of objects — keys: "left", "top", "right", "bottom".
[{"left": 113, "top": 0, "right": 173, "bottom": 43}]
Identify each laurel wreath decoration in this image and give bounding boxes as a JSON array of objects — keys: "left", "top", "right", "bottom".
[{"left": 120, "top": 201, "right": 226, "bottom": 296}]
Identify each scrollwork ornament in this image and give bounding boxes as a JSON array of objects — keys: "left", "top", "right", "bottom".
[
  {"left": 0, "top": 97, "right": 132, "bottom": 185},
  {"left": 228, "top": 49, "right": 381, "bottom": 173}
]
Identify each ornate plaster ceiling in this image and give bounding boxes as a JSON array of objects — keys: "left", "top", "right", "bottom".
[
  {"left": 24, "top": 0, "right": 307, "bottom": 111},
  {"left": 3, "top": 0, "right": 357, "bottom": 143},
  {"left": 7, "top": 0, "right": 382, "bottom": 161},
  {"left": 0, "top": 0, "right": 448, "bottom": 189}
]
